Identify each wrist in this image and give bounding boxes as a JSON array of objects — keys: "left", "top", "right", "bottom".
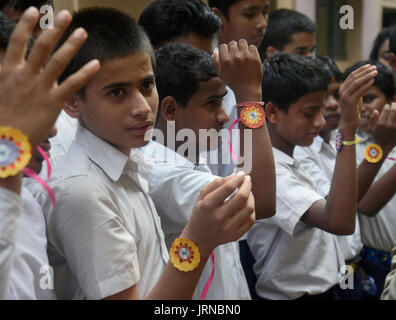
[
  {"left": 234, "top": 87, "right": 262, "bottom": 104},
  {"left": 180, "top": 228, "right": 213, "bottom": 260},
  {"left": 339, "top": 125, "right": 357, "bottom": 140}
]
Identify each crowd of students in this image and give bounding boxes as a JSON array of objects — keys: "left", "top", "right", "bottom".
[{"left": 0, "top": 0, "right": 396, "bottom": 301}]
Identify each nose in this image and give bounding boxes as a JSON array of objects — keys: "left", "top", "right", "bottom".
[
  {"left": 130, "top": 92, "right": 152, "bottom": 119},
  {"left": 257, "top": 14, "right": 268, "bottom": 32},
  {"left": 325, "top": 94, "right": 339, "bottom": 111},
  {"left": 217, "top": 107, "right": 230, "bottom": 125},
  {"left": 314, "top": 112, "right": 326, "bottom": 130}
]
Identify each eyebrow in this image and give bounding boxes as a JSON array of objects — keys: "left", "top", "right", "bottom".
[
  {"left": 102, "top": 75, "right": 155, "bottom": 91},
  {"left": 205, "top": 91, "right": 228, "bottom": 101}
]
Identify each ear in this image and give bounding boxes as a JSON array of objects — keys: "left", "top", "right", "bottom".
[
  {"left": 211, "top": 7, "right": 226, "bottom": 30},
  {"left": 266, "top": 46, "right": 278, "bottom": 58},
  {"left": 160, "top": 96, "right": 180, "bottom": 122},
  {"left": 64, "top": 95, "right": 83, "bottom": 119},
  {"left": 265, "top": 101, "right": 280, "bottom": 124}
]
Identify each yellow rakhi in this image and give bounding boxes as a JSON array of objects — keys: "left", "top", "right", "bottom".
[
  {"left": 0, "top": 126, "right": 31, "bottom": 178},
  {"left": 170, "top": 238, "right": 201, "bottom": 272},
  {"left": 365, "top": 143, "right": 383, "bottom": 163}
]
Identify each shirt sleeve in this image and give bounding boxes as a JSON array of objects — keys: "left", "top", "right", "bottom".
[
  {"left": 269, "top": 163, "right": 324, "bottom": 236},
  {"left": 47, "top": 177, "right": 140, "bottom": 300},
  {"left": 0, "top": 186, "right": 22, "bottom": 299}
]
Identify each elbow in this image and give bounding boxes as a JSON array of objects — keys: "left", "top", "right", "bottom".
[
  {"left": 357, "top": 204, "right": 377, "bottom": 218},
  {"left": 256, "top": 201, "right": 276, "bottom": 220},
  {"left": 329, "top": 220, "right": 356, "bottom": 236}
]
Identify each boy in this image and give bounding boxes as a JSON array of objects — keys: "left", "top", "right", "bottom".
[
  {"left": 139, "top": 0, "right": 220, "bottom": 54},
  {"left": 0, "top": 7, "right": 100, "bottom": 298},
  {"left": 259, "top": 9, "right": 316, "bottom": 59},
  {"left": 246, "top": 54, "right": 377, "bottom": 300},
  {"left": 32, "top": 7, "right": 255, "bottom": 300},
  {"left": 143, "top": 41, "right": 275, "bottom": 299},
  {"left": 344, "top": 60, "right": 396, "bottom": 298},
  {"left": 209, "top": 0, "right": 270, "bottom": 48}
]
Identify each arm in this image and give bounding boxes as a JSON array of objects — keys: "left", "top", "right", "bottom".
[
  {"left": 214, "top": 40, "right": 276, "bottom": 219},
  {"left": 302, "top": 64, "right": 378, "bottom": 235},
  {"left": 0, "top": 8, "right": 99, "bottom": 195},
  {"left": 105, "top": 173, "right": 255, "bottom": 300},
  {"left": 357, "top": 103, "right": 396, "bottom": 216}
]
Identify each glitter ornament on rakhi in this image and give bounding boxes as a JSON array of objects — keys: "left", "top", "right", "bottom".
[
  {"left": 0, "top": 126, "right": 31, "bottom": 178},
  {"left": 365, "top": 143, "right": 383, "bottom": 163},
  {"left": 170, "top": 238, "right": 201, "bottom": 272}
]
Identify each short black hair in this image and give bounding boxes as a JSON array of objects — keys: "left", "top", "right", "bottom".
[
  {"left": 139, "top": 0, "right": 220, "bottom": 49},
  {"left": 4, "top": 0, "right": 53, "bottom": 11},
  {"left": 344, "top": 60, "right": 395, "bottom": 100},
  {"left": 0, "top": 11, "right": 33, "bottom": 52},
  {"left": 260, "top": 9, "right": 316, "bottom": 57},
  {"left": 57, "top": 7, "right": 154, "bottom": 95},
  {"left": 208, "top": 0, "right": 240, "bottom": 18},
  {"left": 369, "top": 26, "right": 396, "bottom": 61},
  {"left": 262, "top": 54, "right": 329, "bottom": 113},
  {"left": 155, "top": 43, "right": 217, "bottom": 111},
  {"left": 314, "top": 55, "right": 343, "bottom": 82}
]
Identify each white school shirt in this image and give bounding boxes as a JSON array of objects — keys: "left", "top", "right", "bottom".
[
  {"left": 294, "top": 131, "right": 363, "bottom": 261},
  {"left": 7, "top": 183, "right": 56, "bottom": 300},
  {"left": 141, "top": 141, "right": 251, "bottom": 300},
  {"left": 207, "top": 86, "right": 238, "bottom": 178},
  {"left": 355, "top": 130, "right": 396, "bottom": 252},
  {"left": 30, "top": 125, "right": 168, "bottom": 300},
  {"left": 0, "top": 187, "right": 22, "bottom": 300},
  {"left": 247, "top": 147, "right": 344, "bottom": 300}
]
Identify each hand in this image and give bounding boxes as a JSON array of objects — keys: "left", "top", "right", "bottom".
[
  {"left": 0, "top": 8, "right": 100, "bottom": 148},
  {"left": 213, "top": 39, "right": 263, "bottom": 102},
  {"left": 181, "top": 173, "right": 255, "bottom": 258},
  {"left": 339, "top": 64, "right": 377, "bottom": 136},
  {"left": 372, "top": 103, "right": 396, "bottom": 152}
]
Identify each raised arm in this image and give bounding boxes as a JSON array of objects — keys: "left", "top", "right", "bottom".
[
  {"left": 213, "top": 40, "right": 276, "bottom": 219},
  {"left": 302, "top": 64, "right": 378, "bottom": 235}
]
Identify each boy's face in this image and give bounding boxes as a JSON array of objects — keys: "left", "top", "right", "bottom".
[
  {"left": 281, "top": 32, "right": 316, "bottom": 57},
  {"left": 217, "top": 0, "right": 270, "bottom": 47},
  {"left": 378, "top": 38, "right": 391, "bottom": 70},
  {"left": 321, "top": 78, "right": 341, "bottom": 133},
  {"left": 174, "top": 76, "right": 229, "bottom": 151},
  {"left": 360, "top": 85, "right": 389, "bottom": 132},
  {"left": 272, "top": 91, "right": 326, "bottom": 147},
  {"left": 71, "top": 52, "right": 158, "bottom": 155}
]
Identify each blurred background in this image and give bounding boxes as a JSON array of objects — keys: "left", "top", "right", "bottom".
[{"left": 53, "top": 0, "right": 396, "bottom": 70}]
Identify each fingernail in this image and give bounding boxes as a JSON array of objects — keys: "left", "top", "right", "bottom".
[
  {"left": 73, "top": 28, "right": 87, "bottom": 39},
  {"left": 245, "top": 175, "right": 251, "bottom": 181},
  {"left": 236, "top": 171, "right": 246, "bottom": 176}
]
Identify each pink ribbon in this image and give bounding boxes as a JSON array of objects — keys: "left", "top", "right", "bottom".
[
  {"left": 23, "top": 146, "right": 56, "bottom": 210},
  {"left": 228, "top": 119, "right": 241, "bottom": 162},
  {"left": 200, "top": 251, "right": 215, "bottom": 300},
  {"left": 388, "top": 158, "right": 396, "bottom": 161}
]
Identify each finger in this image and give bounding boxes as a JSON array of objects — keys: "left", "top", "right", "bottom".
[
  {"left": 388, "top": 102, "right": 396, "bottom": 125},
  {"left": 222, "top": 175, "right": 252, "bottom": 216},
  {"left": 218, "top": 43, "right": 231, "bottom": 64},
  {"left": 197, "top": 177, "right": 226, "bottom": 202},
  {"left": 213, "top": 50, "right": 221, "bottom": 76},
  {"left": 228, "top": 40, "right": 239, "bottom": 56},
  {"left": 227, "top": 192, "right": 255, "bottom": 229},
  {"left": 54, "top": 59, "right": 100, "bottom": 102},
  {"left": 236, "top": 212, "right": 255, "bottom": 239},
  {"left": 3, "top": 7, "right": 40, "bottom": 67},
  {"left": 203, "top": 172, "right": 245, "bottom": 207},
  {"left": 26, "top": 10, "right": 73, "bottom": 74},
  {"left": 368, "top": 109, "right": 380, "bottom": 131},
  {"left": 342, "top": 65, "right": 374, "bottom": 89},
  {"left": 42, "top": 27, "right": 88, "bottom": 87},
  {"left": 238, "top": 39, "right": 249, "bottom": 52},
  {"left": 378, "top": 104, "right": 391, "bottom": 125},
  {"left": 343, "top": 72, "right": 376, "bottom": 98}
]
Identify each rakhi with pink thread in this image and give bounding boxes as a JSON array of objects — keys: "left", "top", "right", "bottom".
[
  {"left": 389, "top": 158, "right": 396, "bottom": 161},
  {"left": 23, "top": 146, "right": 56, "bottom": 210},
  {"left": 200, "top": 252, "right": 215, "bottom": 300},
  {"left": 228, "top": 102, "right": 266, "bottom": 161}
]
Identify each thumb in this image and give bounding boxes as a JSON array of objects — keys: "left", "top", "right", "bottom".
[{"left": 213, "top": 49, "right": 221, "bottom": 76}]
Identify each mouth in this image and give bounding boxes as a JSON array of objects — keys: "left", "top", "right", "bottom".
[
  {"left": 126, "top": 121, "right": 154, "bottom": 136},
  {"left": 324, "top": 114, "right": 341, "bottom": 122}
]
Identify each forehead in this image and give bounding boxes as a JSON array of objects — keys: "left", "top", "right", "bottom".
[
  {"left": 88, "top": 52, "right": 153, "bottom": 89},
  {"left": 288, "top": 32, "right": 316, "bottom": 48},
  {"left": 230, "top": 0, "right": 270, "bottom": 12},
  {"left": 289, "top": 91, "right": 326, "bottom": 109},
  {"left": 188, "top": 77, "right": 227, "bottom": 103},
  {"left": 364, "top": 85, "right": 386, "bottom": 97},
  {"left": 379, "top": 38, "right": 390, "bottom": 54}
]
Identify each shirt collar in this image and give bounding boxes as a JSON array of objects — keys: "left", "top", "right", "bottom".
[
  {"left": 273, "top": 147, "right": 296, "bottom": 166},
  {"left": 75, "top": 124, "right": 129, "bottom": 182},
  {"left": 311, "top": 134, "right": 325, "bottom": 154}
]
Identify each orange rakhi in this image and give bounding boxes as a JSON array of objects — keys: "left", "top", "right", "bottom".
[
  {"left": 170, "top": 238, "right": 201, "bottom": 272},
  {"left": 239, "top": 102, "right": 266, "bottom": 129},
  {"left": 365, "top": 143, "right": 383, "bottom": 163}
]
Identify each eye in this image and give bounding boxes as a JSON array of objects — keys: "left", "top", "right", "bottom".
[
  {"left": 142, "top": 80, "right": 155, "bottom": 92},
  {"left": 108, "top": 88, "right": 126, "bottom": 97},
  {"left": 303, "top": 112, "right": 314, "bottom": 119},
  {"left": 363, "top": 95, "right": 376, "bottom": 104}
]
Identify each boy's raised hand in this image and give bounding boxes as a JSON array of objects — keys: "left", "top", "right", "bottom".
[
  {"left": 213, "top": 39, "right": 263, "bottom": 102},
  {"left": 371, "top": 103, "right": 396, "bottom": 152},
  {"left": 0, "top": 7, "right": 100, "bottom": 148},
  {"left": 181, "top": 173, "right": 255, "bottom": 259},
  {"left": 339, "top": 64, "right": 377, "bottom": 132}
]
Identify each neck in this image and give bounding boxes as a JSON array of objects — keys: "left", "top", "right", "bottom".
[
  {"left": 267, "top": 123, "right": 295, "bottom": 157},
  {"left": 319, "top": 129, "right": 332, "bottom": 144}
]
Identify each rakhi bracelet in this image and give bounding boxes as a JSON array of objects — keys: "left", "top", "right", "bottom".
[
  {"left": 0, "top": 126, "right": 32, "bottom": 178},
  {"left": 335, "top": 129, "right": 362, "bottom": 153},
  {"left": 228, "top": 102, "right": 266, "bottom": 161},
  {"left": 170, "top": 238, "right": 215, "bottom": 300}
]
